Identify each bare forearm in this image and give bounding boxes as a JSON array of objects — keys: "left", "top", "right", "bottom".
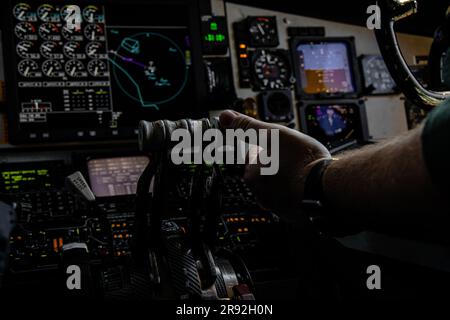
[{"left": 322, "top": 127, "right": 446, "bottom": 227}]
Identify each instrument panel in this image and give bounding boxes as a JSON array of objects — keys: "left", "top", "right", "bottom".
[{"left": 4, "top": 0, "right": 200, "bottom": 143}]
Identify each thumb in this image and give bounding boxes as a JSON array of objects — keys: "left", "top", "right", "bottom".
[{"left": 219, "top": 110, "right": 278, "bottom": 131}]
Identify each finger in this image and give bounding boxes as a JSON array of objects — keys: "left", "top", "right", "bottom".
[{"left": 219, "top": 110, "right": 280, "bottom": 131}]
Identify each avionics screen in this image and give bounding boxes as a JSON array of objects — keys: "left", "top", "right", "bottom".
[
  {"left": 294, "top": 40, "right": 356, "bottom": 95},
  {"left": 304, "top": 103, "right": 362, "bottom": 149},
  {"left": 87, "top": 156, "right": 149, "bottom": 197},
  {"left": 0, "top": 161, "right": 66, "bottom": 193},
  {"left": 6, "top": 0, "right": 197, "bottom": 142}
]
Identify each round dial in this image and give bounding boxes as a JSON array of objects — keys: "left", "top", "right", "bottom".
[
  {"left": 86, "top": 41, "right": 106, "bottom": 58},
  {"left": 15, "top": 22, "right": 37, "bottom": 40},
  {"left": 361, "top": 55, "right": 396, "bottom": 94},
  {"left": 13, "top": 3, "right": 36, "bottom": 21},
  {"left": 37, "top": 4, "right": 60, "bottom": 22},
  {"left": 18, "top": 59, "right": 41, "bottom": 77},
  {"left": 252, "top": 50, "right": 291, "bottom": 90},
  {"left": 83, "top": 5, "right": 104, "bottom": 23},
  {"left": 60, "top": 5, "right": 79, "bottom": 22},
  {"left": 39, "top": 22, "right": 60, "bottom": 41},
  {"left": 16, "top": 41, "right": 40, "bottom": 59},
  {"left": 248, "top": 17, "right": 278, "bottom": 47},
  {"left": 84, "top": 24, "right": 104, "bottom": 41},
  {"left": 40, "top": 41, "right": 63, "bottom": 59},
  {"left": 63, "top": 41, "right": 85, "bottom": 59},
  {"left": 65, "top": 59, "right": 86, "bottom": 77},
  {"left": 42, "top": 59, "right": 64, "bottom": 77},
  {"left": 87, "top": 59, "right": 108, "bottom": 77},
  {"left": 62, "top": 25, "right": 83, "bottom": 41}
]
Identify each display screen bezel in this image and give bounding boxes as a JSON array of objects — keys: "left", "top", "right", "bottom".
[
  {"left": 298, "top": 99, "right": 369, "bottom": 152},
  {"left": 290, "top": 37, "right": 362, "bottom": 100}
]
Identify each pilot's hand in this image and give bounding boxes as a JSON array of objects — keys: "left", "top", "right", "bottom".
[{"left": 219, "top": 110, "right": 331, "bottom": 215}]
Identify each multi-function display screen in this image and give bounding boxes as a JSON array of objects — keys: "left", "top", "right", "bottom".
[
  {"left": 6, "top": 1, "right": 197, "bottom": 143},
  {"left": 292, "top": 39, "right": 358, "bottom": 96},
  {"left": 304, "top": 103, "right": 363, "bottom": 149}
]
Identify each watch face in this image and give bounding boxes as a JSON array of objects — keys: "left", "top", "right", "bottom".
[
  {"left": 361, "top": 55, "right": 397, "bottom": 95},
  {"left": 247, "top": 16, "right": 279, "bottom": 47},
  {"left": 251, "top": 50, "right": 291, "bottom": 90}
]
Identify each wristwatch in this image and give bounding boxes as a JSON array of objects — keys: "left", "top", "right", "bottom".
[{"left": 302, "top": 158, "right": 348, "bottom": 237}]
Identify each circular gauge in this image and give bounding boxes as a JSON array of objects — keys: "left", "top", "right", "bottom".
[
  {"left": 18, "top": 59, "right": 40, "bottom": 77},
  {"left": 16, "top": 41, "right": 40, "bottom": 59},
  {"left": 84, "top": 24, "right": 104, "bottom": 41},
  {"left": 14, "top": 22, "right": 37, "bottom": 40},
  {"left": 361, "top": 55, "right": 397, "bottom": 95},
  {"left": 252, "top": 50, "right": 291, "bottom": 90},
  {"left": 40, "top": 41, "right": 63, "bottom": 59},
  {"left": 62, "top": 25, "right": 83, "bottom": 41},
  {"left": 83, "top": 5, "right": 104, "bottom": 23},
  {"left": 248, "top": 16, "right": 278, "bottom": 47},
  {"left": 13, "top": 3, "right": 36, "bottom": 21},
  {"left": 63, "top": 41, "right": 85, "bottom": 59},
  {"left": 42, "top": 59, "right": 64, "bottom": 77},
  {"left": 87, "top": 59, "right": 108, "bottom": 77},
  {"left": 37, "top": 4, "right": 60, "bottom": 22},
  {"left": 65, "top": 59, "right": 86, "bottom": 77},
  {"left": 60, "top": 5, "right": 79, "bottom": 22},
  {"left": 86, "top": 41, "right": 106, "bottom": 58},
  {"left": 39, "top": 22, "right": 60, "bottom": 40}
]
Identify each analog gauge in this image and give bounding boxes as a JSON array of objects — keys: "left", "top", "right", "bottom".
[
  {"left": 252, "top": 50, "right": 291, "bottom": 90},
  {"left": 37, "top": 4, "right": 60, "bottom": 22},
  {"left": 14, "top": 22, "right": 37, "bottom": 40},
  {"left": 86, "top": 42, "right": 106, "bottom": 59},
  {"left": 63, "top": 41, "right": 85, "bottom": 59},
  {"left": 18, "top": 59, "right": 41, "bottom": 77},
  {"left": 13, "top": 3, "right": 37, "bottom": 21},
  {"left": 40, "top": 41, "right": 63, "bottom": 59},
  {"left": 84, "top": 24, "right": 105, "bottom": 41},
  {"left": 82, "top": 5, "right": 104, "bottom": 23},
  {"left": 247, "top": 16, "right": 279, "bottom": 47},
  {"left": 360, "top": 55, "right": 397, "bottom": 95},
  {"left": 16, "top": 41, "right": 40, "bottom": 59},
  {"left": 39, "top": 22, "right": 60, "bottom": 41},
  {"left": 65, "top": 59, "right": 87, "bottom": 77},
  {"left": 42, "top": 59, "right": 64, "bottom": 77},
  {"left": 87, "top": 59, "right": 108, "bottom": 77},
  {"left": 60, "top": 5, "right": 81, "bottom": 22},
  {"left": 62, "top": 25, "right": 83, "bottom": 41}
]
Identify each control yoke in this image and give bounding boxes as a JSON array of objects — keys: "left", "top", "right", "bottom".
[{"left": 375, "top": 0, "right": 450, "bottom": 108}]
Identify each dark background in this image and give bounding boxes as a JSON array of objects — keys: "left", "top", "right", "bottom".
[{"left": 230, "top": 0, "right": 450, "bottom": 37}]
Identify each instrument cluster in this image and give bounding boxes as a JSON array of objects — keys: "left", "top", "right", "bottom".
[{"left": 12, "top": 3, "right": 108, "bottom": 79}]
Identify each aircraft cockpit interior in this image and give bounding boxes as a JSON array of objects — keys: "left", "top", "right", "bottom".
[{"left": 1, "top": 0, "right": 450, "bottom": 308}]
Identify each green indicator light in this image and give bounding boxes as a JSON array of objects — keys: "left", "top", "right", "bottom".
[
  {"left": 215, "top": 34, "right": 225, "bottom": 42},
  {"left": 210, "top": 22, "right": 218, "bottom": 31}
]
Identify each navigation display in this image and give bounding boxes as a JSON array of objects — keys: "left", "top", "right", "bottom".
[{"left": 5, "top": 0, "right": 198, "bottom": 143}]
